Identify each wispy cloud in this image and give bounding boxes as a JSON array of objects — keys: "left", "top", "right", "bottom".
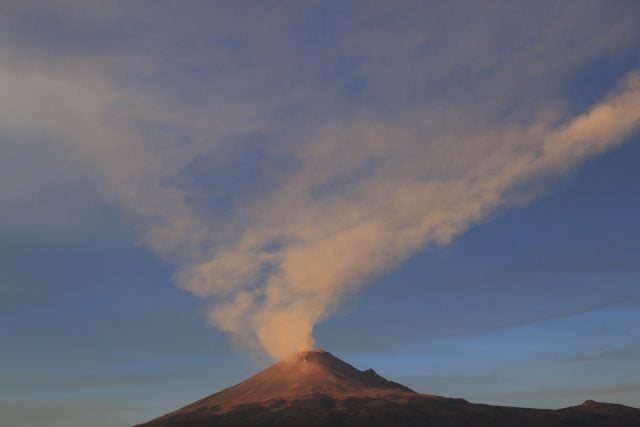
[{"left": 559, "top": 345, "right": 640, "bottom": 363}]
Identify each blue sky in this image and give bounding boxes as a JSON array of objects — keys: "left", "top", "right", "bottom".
[{"left": 1, "top": 1, "right": 640, "bottom": 426}]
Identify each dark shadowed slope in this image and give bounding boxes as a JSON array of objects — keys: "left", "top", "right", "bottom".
[{"left": 137, "top": 350, "right": 640, "bottom": 427}]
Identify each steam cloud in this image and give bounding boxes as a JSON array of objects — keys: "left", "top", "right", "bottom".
[
  {"left": 181, "top": 73, "right": 640, "bottom": 359},
  {"left": 2, "top": 3, "right": 640, "bottom": 360}
]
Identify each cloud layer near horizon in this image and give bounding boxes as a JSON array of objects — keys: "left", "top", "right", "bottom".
[{"left": 1, "top": 1, "right": 640, "bottom": 359}]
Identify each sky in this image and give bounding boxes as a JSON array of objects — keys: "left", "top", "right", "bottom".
[{"left": 1, "top": 1, "right": 640, "bottom": 426}]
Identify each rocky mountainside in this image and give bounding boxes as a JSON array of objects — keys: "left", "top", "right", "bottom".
[{"left": 137, "top": 349, "right": 640, "bottom": 427}]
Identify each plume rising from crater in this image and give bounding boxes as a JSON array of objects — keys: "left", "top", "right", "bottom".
[
  {"left": 2, "top": 5, "right": 640, "bottom": 360},
  {"left": 178, "top": 72, "right": 640, "bottom": 359}
]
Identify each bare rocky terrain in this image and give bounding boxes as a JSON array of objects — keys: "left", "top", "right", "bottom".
[{"left": 137, "top": 350, "right": 640, "bottom": 427}]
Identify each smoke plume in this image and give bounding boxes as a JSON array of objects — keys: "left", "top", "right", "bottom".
[
  {"left": 2, "top": 2, "right": 640, "bottom": 360},
  {"left": 180, "top": 73, "right": 640, "bottom": 359}
]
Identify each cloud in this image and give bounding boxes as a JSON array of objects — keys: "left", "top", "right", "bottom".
[
  {"left": 1, "top": 2, "right": 640, "bottom": 360},
  {"left": 560, "top": 345, "right": 640, "bottom": 364}
]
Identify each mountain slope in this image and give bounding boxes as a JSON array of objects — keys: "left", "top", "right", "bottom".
[{"left": 137, "top": 350, "right": 640, "bottom": 427}]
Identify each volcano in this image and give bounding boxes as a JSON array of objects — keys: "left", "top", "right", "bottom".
[{"left": 137, "top": 349, "right": 640, "bottom": 427}]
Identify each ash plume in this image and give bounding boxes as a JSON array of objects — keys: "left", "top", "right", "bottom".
[
  {"left": 2, "top": 2, "right": 640, "bottom": 361},
  {"left": 180, "top": 73, "right": 640, "bottom": 359}
]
